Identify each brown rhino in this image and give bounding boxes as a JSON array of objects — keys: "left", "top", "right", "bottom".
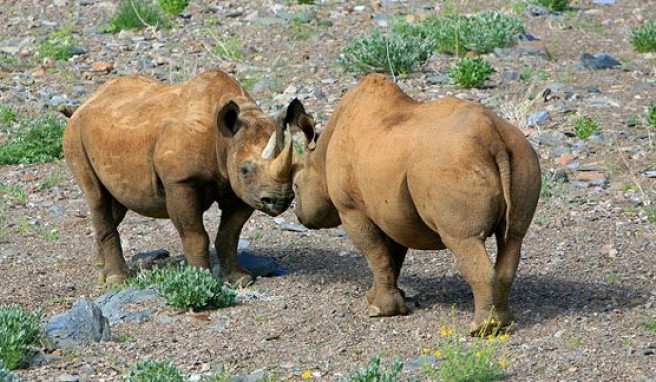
[
  {"left": 291, "top": 74, "right": 541, "bottom": 333},
  {"left": 63, "top": 69, "right": 314, "bottom": 285}
]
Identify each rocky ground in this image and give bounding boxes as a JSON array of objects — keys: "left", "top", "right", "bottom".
[{"left": 0, "top": 0, "right": 655, "bottom": 381}]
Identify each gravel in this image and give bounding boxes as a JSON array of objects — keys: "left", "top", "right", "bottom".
[{"left": 1, "top": 0, "right": 655, "bottom": 381}]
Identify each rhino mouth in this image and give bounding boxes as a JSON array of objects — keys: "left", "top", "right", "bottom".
[{"left": 259, "top": 195, "right": 294, "bottom": 216}]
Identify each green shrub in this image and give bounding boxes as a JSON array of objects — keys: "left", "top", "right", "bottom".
[
  {"left": 644, "top": 320, "right": 656, "bottom": 332},
  {"left": 647, "top": 104, "right": 656, "bottom": 128},
  {"left": 0, "top": 305, "right": 42, "bottom": 370},
  {"left": 342, "top": 355, "right": 403, "bottom": 382},
  {"left": 157, "top": 0, "right": 190, "bottom": 16},
  {"left": 572, "top": 115, "right": 598, "bottom": 139},
  {"left": 102, "top": 0, "right": 169, "bottom": 33},
  {"left": 37, "top": 24, "right": 78, "bottom": 61},
  {"left": 448, "top": 57, "right": 493, "bottom": 88},
  {"left": 533, "top": 0, "right": 570, "bottom": 12},
  {"left": 422, "top": 323, "right": 508, "bottom": 382},
  {"left": 0, "top": 113, "right": 66, "bottom": 164},
  {"left": 125, "top": 359, "right": 185, "bottom": 382},
  {"left": 129, "top": 265, "right": 237, "bottom": 311},
  {"left": 631, "top": 20, "right": 656, "bottom": 53},
  {"left": 422, "top": 11, "right": 525, "bottom": 55},
  {"left": 209, "top": 35, "right": 244, "bottom": 61},
  {"left": 0, "top": 362, "right": 21, "bottom": 382},
  {"left": 297, "top": 0, "right": 315, "bottom": 4},
  {"left": 339, "top": 30, "right": 435, "bottom": 76}
]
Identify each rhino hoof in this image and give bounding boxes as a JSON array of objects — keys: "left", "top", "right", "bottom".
[
  {"left": 105, "top": 273, "right": 127, "bottom": 285},
  {"left": 368, "top": 305, "right": 382, "bottom": 317}
]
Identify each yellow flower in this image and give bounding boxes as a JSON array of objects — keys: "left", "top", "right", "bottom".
[
  {"left": 475, "top": 351, "right": 481, "bottom": 358},
  {"left": 433, "top": 349, "right": 442, "bottom": 357},
  {"left": 422, "top": 347, "right": 430, "bottom": 355},
  {"left": 499, "top": 333, "right": 510, "bottom": 341},
  {"left": 499, "top": 357, "right": 508, "bottom": 369},
  {"left": 302, "top": 369, "right": 312, "bottom": 379},
  {"left": 439, "top": 325, "right": 452, "bottom": 336}
]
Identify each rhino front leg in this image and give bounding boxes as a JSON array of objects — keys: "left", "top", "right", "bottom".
[
  {"left": 215, "top": 201, "right": 254, "bottom": 287},
  {"left": 340, "top": 210, "right": 407, "bottom": 317},
  {"left": 166, "top": 185, "right": 211, "bottom": 270}
]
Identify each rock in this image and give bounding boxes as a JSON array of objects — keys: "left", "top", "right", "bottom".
[
  {"left": 494, "top": 40, "right": 551, "bottom": 60},
  {"left": 527, "top": 111, "right": 549, "bottom": 126},
  {"left": 130, "top": 248, "right": 170, "bottom": 270},
  {"left": 580, "top": 53, "right": 621, "bottom": 70},
  {"left": 91, "top": 61, "right": 113, "bottom": 72},
  {"left": 593, "top": 0, "right": 616, "bottom": 4},
  {"left": 238, "top": 251, "right": 287, "bottom": 277},
  {"left": 45, "top": 298, "right": 111, "bottom": 349},
  {"left": 501, "top": 70, "right": 520, "bottom": 82},
  {"left": 405, "top": 355, "right": 436, "bottom": 370},
  {"left": 57, "top": 374, "right": 79, "bottom": 382},
  {"left": 426, "top": 74, "right": 450, "bottom": 85},
  {"left": 94, "top": 287, "right": 158, "bottom": 325},
  {"left": 281, "top": 223, "right": 308, "bottom": 232},
  {"left": 524, "top": 4, "right": 550, "bottom": 16},
  {"left": 53, "top": 0, "right": 67, "bottom": 6}
]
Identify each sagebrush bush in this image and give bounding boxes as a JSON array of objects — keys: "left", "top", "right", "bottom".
[
  {"left": 158, "top": 0, "right": 190, "bottom": 16},
  {"left": 130, "top": 265, "right": 237, "bottom": 311},
  {"left": 631, "top": 20, "right": 656, "bottom": 52},
  {"left": 448, "top": 57, "right": 493, "bottom": 88},
  {"left": 37, "top": 24, "right": 78, "bottom": 61},
  {"left": 342, "top": 355, "right": 403, "bottom": 382},
  {"left": 572, "top": 115, "right": 598, "bottom": 139},
  {"left": 102, "top": 0, "right": 169, "bottom": 32},
  {"left": 422, "top": 11, "right": 525, "bottom": 55},
  {"left": 125, "top": 359, "right": 185, "bottom": 382},
  {"left": 533, "top": 0, "right": 570, "bottom": 12},
  {"left": 0, "top": 305, "right": 41, "bottom": 370},
  {"left": 339, "top": 30, "right": 435, "bottom": 76},
  {"left": 0, "top": 113, "right": 66, "bottom": 164}
]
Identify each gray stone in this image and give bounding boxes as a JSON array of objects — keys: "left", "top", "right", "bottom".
[
  {"left": 501, "top": 70, "right": 520, "bottom": 82},
  {"left": 524, "top": 4, "right": 550, "bottom": 16},
  {"left": 238, "top": 251, "right": 287, "bottom": 277},
  {"left": 426, "top": 74, "right": 450, "bottom": 85},
  {"left": 45, "top": 298, "right": 111, "bottom": 349},
  {"left": 281, "top": 223, "right": 308, "bottom": 232},
  {"left": 580, "top": 53, "right": 621, "bottom": 70},
  {"left": 405, "top": 355, "right": 436, "bottom": 370},
  {"left": 57, "top": 374, "right": 79, "bottom": 382},
  {"left": 593, "top": 0, "right": 616, "bottom": 4},
  {"left": 94, "top": 287, "right": 158, "bottom": 325},
  {"left": 527, "top": 111, "right": 550, "bottom": 126}
]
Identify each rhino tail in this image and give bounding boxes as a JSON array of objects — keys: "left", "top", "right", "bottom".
[
  {"left": 495, "top": 145, "right": 512, "bottom": 241},
  {"left": 57, "top": 105, "right": 78, "bottom": 118}
]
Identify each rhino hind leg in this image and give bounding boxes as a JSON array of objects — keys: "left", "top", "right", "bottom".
[
  {"left": 492, "top": 232, "right": 523, "bottom": 327},
  {"left": 442, "top": 235, "right": 501, "bottom": 335},
  {"left": 340, "top": 211, "right": 408, "bottom": 317},
  {"left": 89, "top": 189, "right": 130, "bottom": 284}
]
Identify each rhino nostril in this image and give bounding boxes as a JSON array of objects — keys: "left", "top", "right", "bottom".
[{"left": 261, "top": 197, "right": 276, "bottom": 206}]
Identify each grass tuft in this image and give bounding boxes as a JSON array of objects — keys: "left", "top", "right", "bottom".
[
  {"left": 125, "top": 359, "right": 185, "bottom": 382},
  {"left": 572, "top": 115, "right": 598, "bottom": 139},
  {"left": 342, "top": 355, "right": 403, "bottom": 382},
  {"left": 37, "top": 23, "right": 78, "bottom": 61},
  {"left": 532, "top": 0, "right": 570, "bottom": 12},
  {"left": 157, "top": 0, "right": 190, "bottom": 16}
]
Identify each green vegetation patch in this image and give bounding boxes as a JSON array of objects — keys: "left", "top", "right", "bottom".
[
  {"left": 38, "top": 23, "right": 79, "bottom": 61},
  {"left": 157, "top": 0, "right": 190, "bottom": 16},
  {"left": 339, "top": 29, "right": 435, "bottom": 76},
  {"left": 342, "top": 355, "right": 403, "bottom": 382},
  {"left": 125, "top": 359, "right": 185, "bottom": 382},
  {"left": 572, "top": 115, "right": 599, "bottom": 139},
  {"left": 533, "top": 0, "right": 570, "bottom": 12},
  {"left": 647, "top": 104, "right": 656, "bottom": 128},
  {"left": 448, "top": 57, "right": 493, "bottom": 88},
  {"left": 0, "top": 304, "right": 42, "bottom": 370},
  {"left": 421, "top": 11, "right": 525, "bottom": 55},
  {"left": 102, "top": 0, "right": 169, "bottom": 33},
  {"left": 0, "top": 113, "right": 66, "bottom": 165},
  {"left": 631, "top": 20, "right": 656, "bottom": 53},
  {"left": 129, "top": 265, "right": 237, "bottom": 311}
]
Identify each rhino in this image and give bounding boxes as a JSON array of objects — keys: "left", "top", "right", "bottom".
[
  {"left": 291, "top": 74, "right": 541, "bottom": 333},
  {"left": 63, "top": 69, "right": 314, "bottom": 285}
]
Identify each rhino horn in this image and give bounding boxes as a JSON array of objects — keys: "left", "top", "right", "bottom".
[{"left": 268, "top": 130, "right": 293, "bottom": 182}]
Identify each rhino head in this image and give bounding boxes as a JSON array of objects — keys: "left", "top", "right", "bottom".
[
  {"left": 219, "top": 98, "right": 314, "bottom": 216},
  {"left": 289, "top": 111, "right": 342, "bottom": 229}
]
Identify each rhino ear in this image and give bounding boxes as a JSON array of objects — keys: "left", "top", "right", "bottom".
[
  {"left": 284, "top": 98, "right": 316, "bottom": 150},
  {"left": 217, "top": 101, "right": 241, "bottom": 137}
]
